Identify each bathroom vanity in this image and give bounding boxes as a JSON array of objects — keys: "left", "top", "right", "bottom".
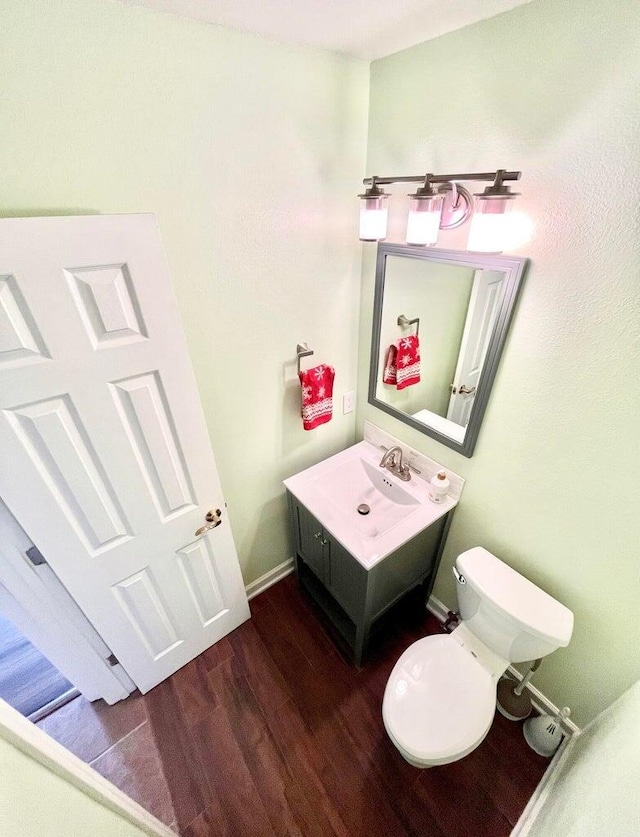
[{"left": 284, "top": 424, "right": 463, "bottom": 664}]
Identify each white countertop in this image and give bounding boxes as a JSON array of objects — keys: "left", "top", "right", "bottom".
[{"left": 284, "top": 439, "right": 459, "bottom": 570}]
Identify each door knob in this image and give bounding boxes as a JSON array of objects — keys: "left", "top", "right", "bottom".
[
  {"left": 458, "top": 385, "right": 476, "bottom": 395},
  {"left": 195, "top": 508, "right": 222, "bottom": 537}
]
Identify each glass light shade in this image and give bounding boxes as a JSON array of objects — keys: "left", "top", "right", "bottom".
[
  {"left": 467, "top": 197, "right": 514, "bottom": 253},
  {"left": 359, "top": 196, "right": 389, "bottom": 242},
  {"left": 406, "top": 194, "right": 445, "bottom": 246}
]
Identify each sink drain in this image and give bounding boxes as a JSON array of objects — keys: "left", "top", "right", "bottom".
[{"left": 357, "top": 503, "right": 370, "bottom": 515}]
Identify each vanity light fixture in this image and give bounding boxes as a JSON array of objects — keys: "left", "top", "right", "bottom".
[
  {"left": 406, "top": 177, "right": 445, "bottom": 247},
  {"left": 466, "top": 171, "right": 520, "bottom": 253},
  {"left": 358, "top": 169, "right": 521, "bottom": 253},
  {"left": 358, "top": 177, "right": 390, "bottom": 242}
]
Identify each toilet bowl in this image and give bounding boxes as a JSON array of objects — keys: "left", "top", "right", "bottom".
[
  {"left": 382, "top": 547, "right": 573, "bottom": 768},
  {"left": 382, "top": 628, "right": 506, "bottom": 767}
]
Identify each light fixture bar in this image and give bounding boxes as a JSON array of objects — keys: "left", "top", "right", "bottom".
[
  {"left": 358, "top": 169, "right": 523, "bottom": 250},
  {"left": 362, "top": 170, "right": 521, "bottom": 187}
]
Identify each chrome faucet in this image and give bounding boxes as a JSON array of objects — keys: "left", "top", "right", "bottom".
[{"left": 379, "top": 445, "right": 411, "bottom": 481}]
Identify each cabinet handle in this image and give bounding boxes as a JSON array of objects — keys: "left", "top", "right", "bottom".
[{"left": 314, "top": 532, "right": 322, "bottom": 539}]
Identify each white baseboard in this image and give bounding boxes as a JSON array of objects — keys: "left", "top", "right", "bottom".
[
  {"left": 427, "top": 594, "right": 580, "bottom": 736},
  {"left": 245, "top": 558, "right": 295, "bottom": 601},
  {"left": 426, "top": 594, "right": 451, "bottom": 623}
]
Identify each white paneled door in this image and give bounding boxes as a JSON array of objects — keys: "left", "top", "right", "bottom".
[
  {"left": 0, "top": 215, "right": 250, "bottom": 693},
  {"left": 447, "top": 269, "right": 505, "bottom": 427}
]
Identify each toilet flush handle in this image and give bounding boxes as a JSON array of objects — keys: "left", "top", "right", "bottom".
[{"left": 452, "top": 566, "right": 466, "bottom": 585}]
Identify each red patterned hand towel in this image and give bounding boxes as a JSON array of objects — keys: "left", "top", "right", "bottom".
[
  {"left": 299, "top": 364, "right": 335, "bottom": 430},
  {"left": 382, "top": 344, "right": 398, "bottom": 384},
  {"left": 396, "top": 335, "right": 420, "bottom": 390}
]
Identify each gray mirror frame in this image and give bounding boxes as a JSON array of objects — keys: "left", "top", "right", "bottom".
[{"left": 368, "top": 243, "right": 528, "bottom": 457}]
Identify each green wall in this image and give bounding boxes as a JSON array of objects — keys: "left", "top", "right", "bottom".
[
  {"left": 0, "top": 728, "right": 152, "bottom": 837},
  {"left": 0, "top": 0, "right": 368, "bottom": 586},
  {"left": 525, "top": 680, "right": 640, "bottom": 835},
  {"left": 358, "top": 0, "right": 640, "bottom": 725}
]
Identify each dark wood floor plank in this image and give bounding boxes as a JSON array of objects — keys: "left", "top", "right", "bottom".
[
  {"left": 482, "top": 712, "right": 550, "bottom": 824},
  {"left": 191, "top": 705, "right": 278, "bottom": 837},
  {"left": 247, "top": 590, "right": 271, "bottom": 613},
  {"left": 227, "top": 615, "right": 292, "bottom": 714},
  {"left": 252, "top": 600, "right": 413, "bottom": 837},
  {"left": 172, "top": 656, "right": 219, "bottom": 727},
  {"left": 308, "top": 714, "right": 413, "bottom": 837},
  {"left": 200, "top": 635, "right": 234, "bottom": 672},
  {"left": 261, "top": 698, "right": 351, "bottom": 837},
  {"left": 251, "top": 601, "right": 353, "bottom": 728},
  {"left": 414, "top": 752, "right": 516, "bottom": 837},
  {"left": 181, "top": 804, "right": 230, "bottom": 837},
  {"left": 319, "top": 658, "right": 449, "bottom": 837},
  {"left": 144, "top": 679, "right": 212, "bottom": 831},
  {"left": 209, "top": 658, "right": 328, "bottom": 837},
  {"left": 263, "top": 572, "right": 339, "bottom": 666},
  {"left": 90, "top": 721, "right": 176, "bottom": 826}
]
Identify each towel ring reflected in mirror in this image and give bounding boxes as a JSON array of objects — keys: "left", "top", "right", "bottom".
[
  {"left": 369, "top": 244, "right": 528, "bottom": 457},
  {"left": 397, "top": 314, "right": 420, "bottom": 337}
]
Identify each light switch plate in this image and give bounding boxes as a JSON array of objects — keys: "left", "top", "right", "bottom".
[{"left": 343, "top": 391, "right": 355, "bottom": 414}]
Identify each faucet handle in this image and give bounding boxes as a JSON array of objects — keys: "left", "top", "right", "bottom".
[{"left": 378, "top": 445, "right": 421, "bottom": 475}]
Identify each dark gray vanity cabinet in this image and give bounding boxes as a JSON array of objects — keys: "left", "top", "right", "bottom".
[
  {"left": 293, "top": 500, "right": 367, "bottom": 621},
  {"left": 286, "top": 491, "right": 451, "bottom": 665}
]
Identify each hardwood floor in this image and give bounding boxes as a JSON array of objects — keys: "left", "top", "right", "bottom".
[
  {"left": 0, "top": 612, "right": 73, "bottom": 718},
  {"left": 38, "top": 573, "right": 550, "bottom": 835}
]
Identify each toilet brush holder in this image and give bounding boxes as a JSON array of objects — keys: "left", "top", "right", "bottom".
[
  {"left": 523, "top": 707, "right": 570, "bottom": 757},
  {"left": 496, "top": 659, "right": 541, "bottom": 721}
]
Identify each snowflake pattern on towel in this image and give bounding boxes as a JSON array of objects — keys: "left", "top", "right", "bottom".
[
  {"left": 298, "top": 364, "right": 335, "bottom": 430},
  {"left": 383, "top": 335, "right": 420, "bottom": 390}
]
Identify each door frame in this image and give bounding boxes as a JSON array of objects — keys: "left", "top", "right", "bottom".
[
  {"left": 0, "top": 499, "right": 134, "bottom": 705},
  {"left": 0, "top": 696, "right": 174, "bottom": 837}
]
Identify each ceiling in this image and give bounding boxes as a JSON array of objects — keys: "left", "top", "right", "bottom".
[{"left": 115, "top": 0, "right": 534, "bottom": 60}]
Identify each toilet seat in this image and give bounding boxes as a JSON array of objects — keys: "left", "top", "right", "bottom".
[{"left": 382, "top": 634, "right": 498, "bottom": 767}]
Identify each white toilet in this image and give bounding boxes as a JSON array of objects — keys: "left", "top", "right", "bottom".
[{"left": 382, "top": 547, "right": 573, "bottom": 768}]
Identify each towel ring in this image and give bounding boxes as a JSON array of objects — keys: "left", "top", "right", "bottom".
[
  {"left": 296, "top": 343, "right": 314, "bottom": 374},
  {"left": 397, "top": 314, "right": 420, "bottom": 338}
]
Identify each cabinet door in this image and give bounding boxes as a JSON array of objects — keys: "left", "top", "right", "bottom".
[
  {"left": 292, "top": 500, "right": 324, "bottom": 581},
  {"left": 325, "top": 536, "right": 367, "bottom": 621}
]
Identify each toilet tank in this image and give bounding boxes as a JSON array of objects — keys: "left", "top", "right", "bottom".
[{"left": 455, "top": 547, "right": 573, "bottom": 663}]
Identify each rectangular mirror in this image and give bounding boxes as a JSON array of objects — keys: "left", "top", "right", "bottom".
[{"left": 368, "top": 244, "right": 528, "bottom": 457}]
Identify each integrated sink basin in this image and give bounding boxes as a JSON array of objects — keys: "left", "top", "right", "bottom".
[
  {"left": 284, "top": 437, "right": 460, "bottom": 569},
  {"left": 314, "top": 456, "right": 420, "bottom": 540}
]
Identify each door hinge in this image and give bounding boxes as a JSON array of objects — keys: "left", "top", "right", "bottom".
[
  {"left": 26, "top": 546, "right": 47, "bottom": 566},
  {"left": 106, "top": 654, "right": 119, "bottom": 667}
]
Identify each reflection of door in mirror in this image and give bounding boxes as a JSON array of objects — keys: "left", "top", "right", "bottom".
[
  {"left": 376, "top": 257, "right": 475, "bottom": 420},
  {"left": 446, "top": 270, "right": 505, "bottom": 426}
]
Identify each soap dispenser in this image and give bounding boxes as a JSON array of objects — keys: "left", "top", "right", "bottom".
[{"left": 429, "top": 470, "right": 450, "bottom": 503}]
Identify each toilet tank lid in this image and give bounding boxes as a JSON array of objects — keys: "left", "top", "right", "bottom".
[{"left": 457, "top": 547, "right": 574, "bottom": 646}]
